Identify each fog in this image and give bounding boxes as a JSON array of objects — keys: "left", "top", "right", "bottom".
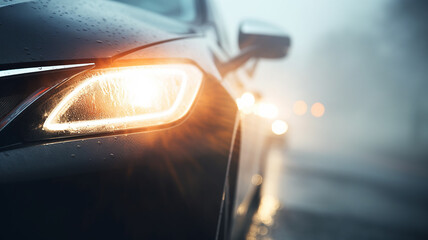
[
  {"left": 215, "top": 2, "right": 428, "bottom": 238},
  {"left": 218, "top": 0, "right": 428, "bottom": 157}
]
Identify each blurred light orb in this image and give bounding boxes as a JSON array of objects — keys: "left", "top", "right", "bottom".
[
  {"left": 293, "top": 100, "right": 307, "bottom": 116},
  {"left": 251, "top": 174, "right": 263, "bottom": 186},
  {"left": 257, "top": 195, "right": 280, "bottom": 226},
  {"left": 236, "top": 92, "right": 255, "bottom": 114},
  {"left": 240, "top": 92, "right": 255, "bottom": 106},
  {"left": 311, "top": 102, "right": 325, "bottom": 117},
  {"left": 272, "top": 120, "right": 288, "bottom": 135},
  {"left": 255, "top": 103, "right": 278, "bottom": 119}
]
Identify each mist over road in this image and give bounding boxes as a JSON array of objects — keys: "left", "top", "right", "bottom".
[{"left": 218, "top": 1, "right": 428, "bottom": 239}]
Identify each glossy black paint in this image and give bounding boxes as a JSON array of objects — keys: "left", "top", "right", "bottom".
[
  {"left": 0, "top": 39, "right": 220, "bottom": 149},
  {"left": 0, "top": 1, "right": 244, "bottom": 239},
  {"left": 0, "top": 0, "right": 195, "bottom": 70},
  {"left": 0, "top": 74, "right": 238, "bottom": 239}
]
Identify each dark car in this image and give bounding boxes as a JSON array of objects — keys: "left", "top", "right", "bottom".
[{"left": 0, "top": 0, "right": 289, "bottom": 239}]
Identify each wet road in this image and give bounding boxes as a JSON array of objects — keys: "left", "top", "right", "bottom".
[{"left": 246, "top": 144, "right": 428, "bottom": 240}]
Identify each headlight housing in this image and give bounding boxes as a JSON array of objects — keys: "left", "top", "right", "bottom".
[{"left": 43, "top": 64, "right": 203, "bottom": 134}]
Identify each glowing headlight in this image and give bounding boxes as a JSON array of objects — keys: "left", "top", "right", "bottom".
[{"left": 43, "top": 64, "right": 203, "bottom": 133}]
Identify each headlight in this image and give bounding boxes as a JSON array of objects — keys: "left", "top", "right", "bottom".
[
  {"left": 43, "top": 64, "right": 203, "bottom": 134},
  {"left": 271, "top": 120, "right": 288, "bottom": 135}
]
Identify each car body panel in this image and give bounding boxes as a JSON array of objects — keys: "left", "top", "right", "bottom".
[
  {"left": 0, "top": 0, "right": 195, "bottom": 69},
  {"left": 0, "top": 70, "right": 239, "bottom": 239},
  {"left": 0, "top": 0, "right": 272, "bottom": 239},
  {"left": 117, "top": 38, "right": 221, "bottom": 80}
]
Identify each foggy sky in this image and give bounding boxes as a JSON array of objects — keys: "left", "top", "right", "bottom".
[{"left": 218, "top": 0, "right": 428, "bottom": 156}]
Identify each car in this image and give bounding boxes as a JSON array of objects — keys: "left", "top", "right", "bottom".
[{"left": 0, "top": 0, "right": 290, "bottom": 239}]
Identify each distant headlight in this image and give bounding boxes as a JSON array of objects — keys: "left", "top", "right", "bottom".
[
  {"left": 271, "top": 120, "right": 288, "bottom": 135},
  {"left": 43, "top": 64, "right": 203, "bottom": 134}
]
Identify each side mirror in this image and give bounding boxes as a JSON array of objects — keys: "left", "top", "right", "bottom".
[
  {"left": 239, "top": 20, "right": 291, "bottom": 59},
  {"left": 220, "top": 20, "right": 291, "bottom": 76}
]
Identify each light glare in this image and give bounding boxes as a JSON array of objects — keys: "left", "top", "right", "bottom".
[
  {"left": 272, "top": 120, "right": 288, "bottom": 135},
  {"left": 311, "top": 102, "right": 325, "bottom": 117},
  {"left": 236, "top": 92, "right": 255, "bottom": 114},
  {"left": 121, "top": 77, "right": 160, "bottom": 108},
  {"left": 293, "top": 100, "right": 307, "bottom": 116},
  {"left": 43, "top": 64, "right": 202, "bottom": 133},
  {"left": 255, "top": 103, "right": 278, "bottom": 119}
]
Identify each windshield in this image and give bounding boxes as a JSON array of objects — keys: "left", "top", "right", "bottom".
[{"left": 111, "top": 0, "right": 198, "bottom": 22}]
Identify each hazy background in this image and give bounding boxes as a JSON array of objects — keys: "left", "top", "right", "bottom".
[
  {"left": 218, "top": 0, "right": 428, "bottom": 157},
  {"left": 217, "top": 1, "right": 428, "bottom": 239}
]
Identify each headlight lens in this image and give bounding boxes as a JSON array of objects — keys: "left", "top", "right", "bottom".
[{"left": 43, "top": 64, "right": 203, "bottom": 134}]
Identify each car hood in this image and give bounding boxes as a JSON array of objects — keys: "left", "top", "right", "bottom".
[{"left": 0, "top": 0, "right": 197, "bottom": 69}]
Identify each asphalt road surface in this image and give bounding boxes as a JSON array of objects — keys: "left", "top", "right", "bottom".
[{"left": 247, "top": 144, "right": 428, "bottom": 240}]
